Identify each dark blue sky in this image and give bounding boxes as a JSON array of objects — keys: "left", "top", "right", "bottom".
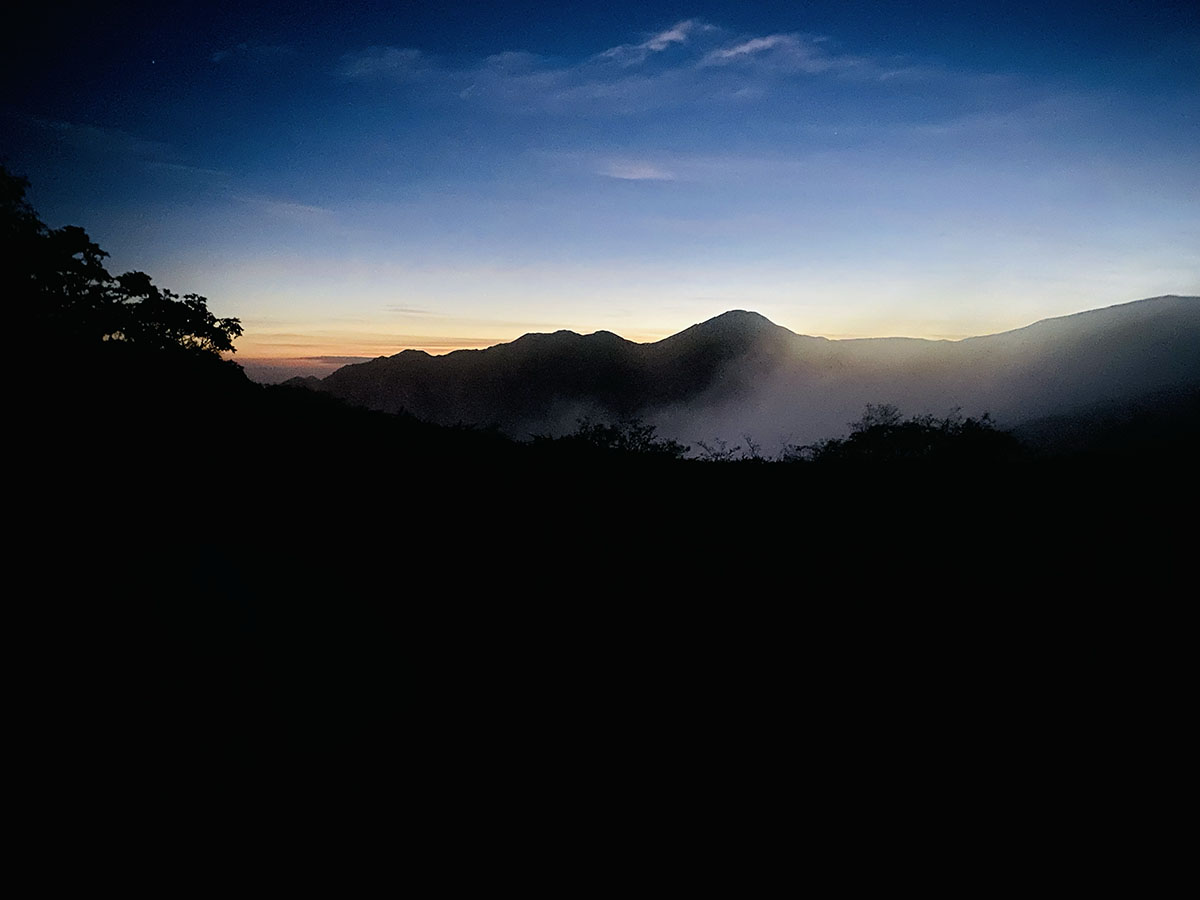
[{"left": 6, "top": 1, "right": 1197, "bottom": 376}]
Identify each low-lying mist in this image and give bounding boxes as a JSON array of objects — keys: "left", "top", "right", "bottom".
[{"left": 302, "top": 296, "right": 1200, "bottom": 454}]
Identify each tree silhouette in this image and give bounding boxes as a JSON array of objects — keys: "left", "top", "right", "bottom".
[
  {"left": 792, "top": 404, "right": 1022, "bottom": 464},
  {"left": 109, "top": 271, "right": 242, "bottom": 354},
  {"left": 693, "top": 437, "right": 742, "bottom": 462},
  {"left": 539, "top": 416, "right": 690, "bottom": 459},
  {"left": 4, "top": 166, "right": 241, "bottom": 355}
]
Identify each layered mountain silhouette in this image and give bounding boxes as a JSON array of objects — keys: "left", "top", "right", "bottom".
[{"left": 299, "top": 296, "right": 1200, "bottom": 448}]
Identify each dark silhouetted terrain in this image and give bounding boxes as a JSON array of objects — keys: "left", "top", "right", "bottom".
[
  {"left": 13, "top": 165, "right": 1195, "bottom": 785},
  {"left": 302, "top": 297, "right": 1200, "bottom": 452}
]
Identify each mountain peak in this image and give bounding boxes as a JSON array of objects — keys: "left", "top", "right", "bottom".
[
  {"left": 306, "top": 296, "right": 1199, "bottom": 445},
  {"left": 505, "top": 328, "right": 638, "bottom": 352},
  {"left": 697, "top": 310, "right": 794, "bottom": 335},
  {"left": 686, "top": 310, "right": 779, "bottom": 332},
  {"left": 707, "top": 309, "right": 774, "bottom": 324},
  {"left": 507, "top": 329, "right": 584, "bottom": 349},
  {"left": 656, "top": 309, "right": 796, "bottom": 350}
]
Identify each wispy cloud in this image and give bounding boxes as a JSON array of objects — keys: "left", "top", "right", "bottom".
[
  {"left": 34, "top": 117, "right": 176, "bottom": 162},
  {"left": 147, "top": 160, "right": 225, "bottom": 175},
  {"left": 600, "top": 160, "right": 676, "bottom": 181},
  {"left": 146, "top": 161, "right": 232, "bottom": 184},
  {"left": 596, "top": 19, "right": 712, "bottom": 66},
  {"left": 643, "top": 21, "right": 702, "bottom": 52},
  {"left": 301, "top": 355, "right": 376, "bottom": 364},
  {"left": 33, "top": 119, "right": 237, "bottom": 185},
  {"left": 233, "top": 195, "right": 336, "bottom": 224},
  {"left": 704, "top": 34, "right": 799, "bottom": 62},
  {"left": 338, "top": 20, "right": 943, "bottom": 118},
  {"left": 30, "top": 116, "right": 339, "bottom": 223},
  {"left": 339, "top": 46, "right": 425, "bottom": 79},
  {"left": 700, "top": 32, "right": 906, "bottom": 79}
]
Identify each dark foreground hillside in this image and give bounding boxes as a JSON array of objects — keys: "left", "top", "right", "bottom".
[
  {"left": 28, "top": 341, "right": 1196, "bottom": 779},
  {"left": 12, "top": 167, "right": 1190, "bottom": 858}
]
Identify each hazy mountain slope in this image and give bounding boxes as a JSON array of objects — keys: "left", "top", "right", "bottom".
[
  {"left": 320, "top": 329, "right": 649, "bottom": 434},
  {"left": 682, "top": 295, "right": 1200, "bottom": 447},
  {"left": 953, "top": 295, "right": 1200, "bottom": 416},
  {"left": 317, "top": 311, "right": 809, "bottom": 434},
  {"left": 310, "top": 296, "right": 1200, "bottom": 447}
]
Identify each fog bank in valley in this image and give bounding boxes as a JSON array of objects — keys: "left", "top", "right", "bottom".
[{"left": 305, "top": 296, "right": 1200, "bottom": 452}]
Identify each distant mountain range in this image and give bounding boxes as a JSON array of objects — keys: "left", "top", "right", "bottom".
[{"left": 294, "top": 296, "right": 1200, "bottom": 448}]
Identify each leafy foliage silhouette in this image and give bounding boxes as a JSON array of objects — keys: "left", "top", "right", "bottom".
[
  {"left": 789, "top": 403, "right": 1022, "bottom": 464},
  {"left": 4, "top": 166, "right": 241, "bottom": 356},
  {"left": 537, "top": 416, "right": 690, "bottom": 460}
]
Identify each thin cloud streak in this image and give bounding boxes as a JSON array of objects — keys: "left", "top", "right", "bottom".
[
  {"left": 33, "top": 117, "right": 176, "bottom": 162},
  {"left": 701, "top": 32, "right": 926, "bottom": 80},
  {"left": 233, "top": 195, "right": 336, "bottom": 224},
  {"left": 600, "top": 161, "right": 676, "bottom": 181},
  {"left": 336, "top": 20, "right": 948, "bottom": 116},
  {"left": 596, "top": 19, "right": 712, "bottom": 66},
  {"left": 339, "top": 46, "right": 424, "bottom": 79},
  {"left": 20, "top": 14, "right": 1187, "bottom": 361}
]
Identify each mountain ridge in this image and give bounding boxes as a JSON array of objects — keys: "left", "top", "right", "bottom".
[
  {"left": 350, "top": 297, "right": 1196, "bottom": 361},
  {"left": 301, "top": 296, "right": 1200, "bottom": 446}
]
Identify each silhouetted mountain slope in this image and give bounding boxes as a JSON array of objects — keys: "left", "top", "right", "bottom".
[
  {"left": 317, "top": 309, "right": 800, "bottom": 434},
  {"left": 310, "top": 308, "right": 833, "bottom": 434},
  {"left": 310, "top": 296, "right": 1200, "bottom": 446},
  {"left": 35, "top": 322, "right": 1196, "bottom": 775},
  {"left": 25, "top": 159, "right": 1191, "bottom": 778},
  {"left": 954, "top": 295, "right": 1200, "bottom": 415}
]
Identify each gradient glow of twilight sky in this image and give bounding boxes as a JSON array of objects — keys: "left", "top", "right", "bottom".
[{"left": 4, "top": 1, "right": 1198, "bottom": 378}]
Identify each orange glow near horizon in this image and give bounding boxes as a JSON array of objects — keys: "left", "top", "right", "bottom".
[
  {"left": 230, "top": 321, "right": 983, "bottom": 367},
  {"left": 234, "top": 333, "right": 507, "bottom": 360}
]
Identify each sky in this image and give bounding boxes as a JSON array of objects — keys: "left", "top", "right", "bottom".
[{"left": 5, "top": 1, "right": 1198, "bottom": 380}]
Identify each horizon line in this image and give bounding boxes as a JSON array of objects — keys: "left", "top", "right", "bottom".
[{"left": 230, "top": 294, "right": 1198, "bottom": 370}]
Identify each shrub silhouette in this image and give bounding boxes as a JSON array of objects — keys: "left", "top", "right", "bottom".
[
  {"left": 537, "top": 416, "right": 689, "bottom": 460},
  {"left": 792, "top": 404, "right": 1022, "bottom": 464},
  {"left": 693, "top": 437, "right": 743, "bottom": 462}
]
